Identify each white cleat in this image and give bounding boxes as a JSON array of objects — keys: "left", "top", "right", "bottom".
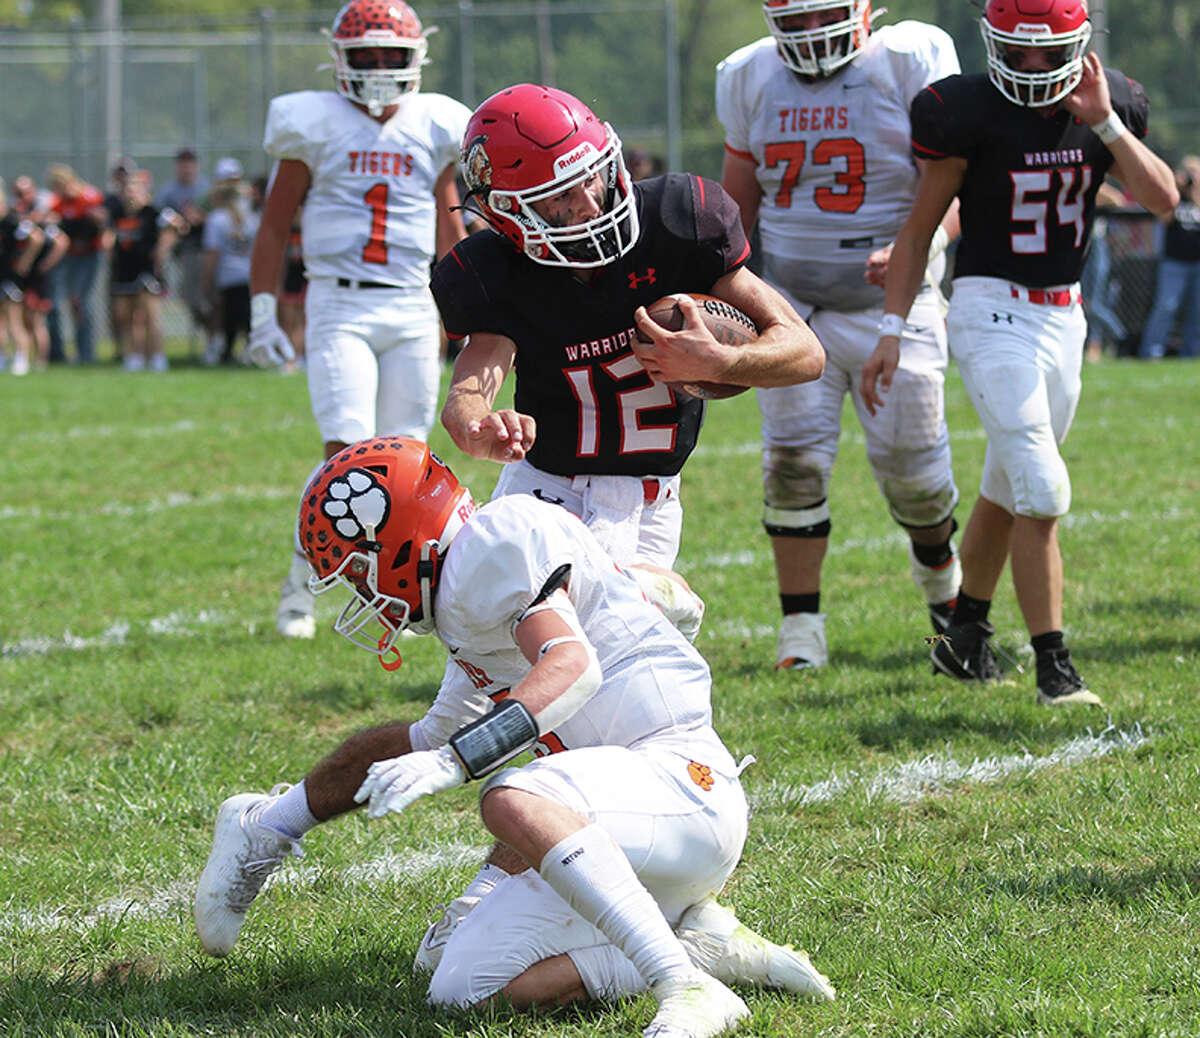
[
  {"left": 775, "top": 613, "right": 827, "bottom": 670},
  {"left": 676, "top": 896, "right": 836, "bottom": 1002},
  {"left": 413, "top": 895, "right": 481, "bottom": 974},
  {"left": 194, "top": 787, "right": 301, "bottom": 957},
  {"left": 644, "top": 970, "right": 749, "bottom": 1038},
  {"left": 276, "top": 553, "right": 316, "bottom": 639}
]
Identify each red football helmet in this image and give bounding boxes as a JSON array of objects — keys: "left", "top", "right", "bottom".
[
  {"left": 326, "top": 0, "right": 429, "bottom": 116},
  {"left": 460, "top": 84, "right": 640, "bottom": 269},
  {"left": 981, "top": 0, "right": 1092, "bottom": 108},
  {"left": 762, "top": 0, "right": 876, "bottom": 78},
  {"left": 299, "top": 437, "right": 475, "bottom": 658}
]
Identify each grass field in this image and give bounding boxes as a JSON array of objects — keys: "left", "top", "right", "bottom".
[{"left": 1, "top": 354, "right": 1198, "bottom": 1037}]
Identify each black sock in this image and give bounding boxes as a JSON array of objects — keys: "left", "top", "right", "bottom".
[
  {"left": 781, "top": 592, "right": 820, "bottom": 616},
  {"left": 1031, "top": 630, "right": 1065, "bottom": 657},
  {"left": 951, "top": 591, "right": 991, "bottom": 626}
]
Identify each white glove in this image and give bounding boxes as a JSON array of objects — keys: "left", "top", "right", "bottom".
[
  {"left": 354, "top": 747, "right": 467, "bottom": 818},
  {"left": 247, "top": 292, "right": 295, "bottom": 368}
]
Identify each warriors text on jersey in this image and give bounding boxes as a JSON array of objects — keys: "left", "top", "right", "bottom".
[
  {"left": 431, "top": 173, "right": 751, "bottom": 477},
  {"left": 411, "top": 494, "right": 733, "bottom": 769},
  {"left": 715, "top": 22, "right": 959, "bottom": 310},
  {"left": 263, "top": 90, "right": 470, "bottom": 288},
  {"left": 911, "top": 68, "right": 1150, "bottom": 287}
]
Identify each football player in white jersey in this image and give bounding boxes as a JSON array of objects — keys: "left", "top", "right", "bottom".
[
  {"left": 195, "top": 437, "right": 836, "bottom": 1037},
  {"left": 716, "top": 0, "right": 964, "bottom": 669},
  {"left": 247, "top": 0, "right": 471, "bottom": 640}
]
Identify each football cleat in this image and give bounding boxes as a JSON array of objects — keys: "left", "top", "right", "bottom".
[
  {"left": 775, "top": 612, "right": 827, "bottom": 670},
  {"left": 931, "top": 619, "right": 1003, "bottom": 683},
  {"left": 194, "top": 787, "right": 301, "bottom": 957},
  {"left": 643, "top": 970, "right": 749, "bottom": 1038},
  {"left": 676, "top": 896, "right": 835, "bottom": 1001},
  {"left": 412, "top": 895, "right": 481, "bottom": 974},
  {"left": 277, "top": 553, "right": 316, "bottom": 639},
  {"left": 1036, "top": 649, "right": 1102, "bottom": 707}
]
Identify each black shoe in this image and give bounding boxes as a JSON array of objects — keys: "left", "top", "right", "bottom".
[
  {"left": 1036, "top": 649, "right": 1102, "bottom": 706},
  {"left": 931, "top": 620, "right": 1003, "bottom": 682},
  {"left": 929, "top": 601, "right": 954, "bottom": 635}
]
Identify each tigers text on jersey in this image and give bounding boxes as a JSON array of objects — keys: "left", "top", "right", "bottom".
[
  {"left": 410, "top": 495, "right": 730, "bottom": 766},
  {"left": 715, "top": 22, "right": 959, "bottom": 310},
  {"left": 263, "top": 89, "right": 470, "bottom": 288},
  {"left": 912, "top": 68, "right": 1150, "bottom": 288},
  {"left": 431, "top": 173, "right": 750, "bottom": 477}
]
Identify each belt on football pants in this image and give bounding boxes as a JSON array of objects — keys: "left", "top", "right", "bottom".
[
  {"left": 335, "top": 277, "right": 400, "bottom": 289},
  {"left": 642, "top": 478, "right": 661, "bottom": 503},
  {"left": 1009, "top": 285, "right": 1081, "bottom": 306}
]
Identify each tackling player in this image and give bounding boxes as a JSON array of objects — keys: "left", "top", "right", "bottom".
[
  {"left": 247, "top": 0, "right": 471, "bottom": 640},
  {"left": 195, "top": 437, "right": 836, "bottom": 1037},
  {"left": 716, "top": 0, "right": 965, "bottom": 670},
  {"left": 861, "top": 0, "right": 1178, "bottom": 705}
]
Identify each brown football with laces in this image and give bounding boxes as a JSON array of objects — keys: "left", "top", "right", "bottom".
[{"left": 638, "top": 293, "right": 758, "bottom": 400}]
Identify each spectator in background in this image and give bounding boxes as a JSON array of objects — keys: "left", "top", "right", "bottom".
[
  {"left": 202, "top": 158, "right": 258, "bottom": 365},
  {"left": 110, "top": 170, "right": 184, "bottom": 372},
  {"left": 626, "top": 147, "right": 665, "bottom": 181},
  {"left": 104, "top": 157, "right": 140, "bottom": 364},
  {"left": 11, "top": 174, "right": 65, "bottom": 368},
  {"left": 0, "top": 178, "right": 43, "bottom": 375},
  {"left": 14, "top": 174, "right": 66, "bottom": 363},
  {"left": 277, "top": 216, "right": 306, "bottom": 374},
  {"left": 19, "top": 218, "right": 69, "bottom": 370},
  {"left": 156, "top": 147, "right": 212, "bottom": 354},
  {"left": 1139, "top": 155, "right": 1200, "bottom": 360},
  {"left": 46, "top": 163, "right": 110, "bottom": 364},
  {"left": 1081, "top": 179, "right": 1130, "bottom": 361}
]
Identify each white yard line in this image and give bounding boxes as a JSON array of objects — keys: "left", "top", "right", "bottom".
[
  {"left": 2, "top": 729, "right": 1150, "bottom": 937},
  {"left": 748, "top": 724, "right": 1150, "bottom": 809}
]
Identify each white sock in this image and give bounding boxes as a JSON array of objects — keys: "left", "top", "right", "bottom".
[
  {"left": 257, "top": 780, "right": 319, "bottom": 839},
  {"left": 462, "top": 862, "right": 506, "bottom": 901},
  {"left": 539, "top": 824, "right": 691, "bottom": 987}
]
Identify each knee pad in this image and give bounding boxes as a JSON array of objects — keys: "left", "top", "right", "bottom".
[
  {"left": 883, "top": 475, "right": 959, "bottom": 529},
  {"left": 762, "top": 445, "right": 831, "bottom": 536}
]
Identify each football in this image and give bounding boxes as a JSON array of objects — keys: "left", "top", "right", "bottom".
[{"left": 638, "top": 293, "right": 758, "bottom": 400}]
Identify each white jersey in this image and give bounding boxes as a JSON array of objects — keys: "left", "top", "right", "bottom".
[
  {"left": 263, "top": 89, "right": 469, "bottom": 288},
  {"left": 411, "top": 495, "right": 730, "bottom": 767},
  {"left": 716, "top": 22, "right": 958, "bottom": 310}
]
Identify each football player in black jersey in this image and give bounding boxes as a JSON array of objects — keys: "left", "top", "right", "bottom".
[
  {"left": 435, "top": 83, "right": 824, "bottom": 582},
  {"left": 860, "top": 0, "right": 1178, "bottom": 706}
]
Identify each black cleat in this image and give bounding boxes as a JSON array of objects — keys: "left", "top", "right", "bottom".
[
  {"left": 931, "top": 620, "right": 1003, "bottom": 682},
  {"left": 1036, "top": 649, "right": 1102, "bottom": 706},
  {"left": 929, "top": 601, "right": 954, "bottom": 635}
]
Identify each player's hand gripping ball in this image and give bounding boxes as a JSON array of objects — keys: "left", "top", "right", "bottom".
[{"left": 638, "top": 293, "right": 758, "bottom": 400}]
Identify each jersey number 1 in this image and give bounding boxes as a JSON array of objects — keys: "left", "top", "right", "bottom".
[{"left": 362, "top": 183, "right": 388, "bottom": 264}]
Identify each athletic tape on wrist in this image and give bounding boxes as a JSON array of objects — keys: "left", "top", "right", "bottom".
[
  {"left": 1090, "top": 111, "right": 1126, "bottom": 145},
  {"left": 879, "top": 312, "right": 905, "bottom": 339}
]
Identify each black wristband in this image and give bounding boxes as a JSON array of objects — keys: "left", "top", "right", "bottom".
[{"left": 448, "top": 699, "right": 539, "bottom": 779}]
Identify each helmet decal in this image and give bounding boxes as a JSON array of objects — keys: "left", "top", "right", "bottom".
[
  {"left": 462, "top": 135, "right": 493, "bottom": 196},
  {"left": 320, "top": 469, "right": 390, "bottom": 542}
]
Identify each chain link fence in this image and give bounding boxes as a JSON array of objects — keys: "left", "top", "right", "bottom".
[{"left": 0, "top": 9, "right": 1182, "bottom": 362}]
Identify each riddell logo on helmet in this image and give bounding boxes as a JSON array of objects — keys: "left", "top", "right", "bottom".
[{"left": 554, "top": 143, "right": 596, "bottom": 175}]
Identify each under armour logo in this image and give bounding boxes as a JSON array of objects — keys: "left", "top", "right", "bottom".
[
  {"left": 992, "top": 312, "right": 1014, "bottom": 323},
  {"left": 628, "top": 268, "right": 657, "bottom": 289},
  {"left": 532, "top": 488, "right": 566, "bottom": 506}
]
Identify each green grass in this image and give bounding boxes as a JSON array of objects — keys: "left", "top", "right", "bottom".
[{"left": 1, "top": 356, "right": 1198, "bottom": 1036}]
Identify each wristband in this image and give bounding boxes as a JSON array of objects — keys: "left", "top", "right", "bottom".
[
  {"left": 1089, "top": 111, "right": 1126, "bottom": 146},
  {"left": 879, "top": 312, "right": 905, "bottom": 339},
  {"left": 250, "top": 292, "right": 277, "bottom": 326},
  {"left": 928, "top": 225, "right": 951, "bottom": 262}
]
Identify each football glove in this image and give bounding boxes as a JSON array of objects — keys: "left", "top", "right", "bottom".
[
  {"left": 247, "top": 292, "right": 295, "bottom": 368},
  {"left": 354, "top": 747, "right": 467, "bottom": 818}
]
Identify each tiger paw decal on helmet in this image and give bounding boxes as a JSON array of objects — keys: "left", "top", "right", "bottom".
[{"left": 321, "top": 469, "right": 390, "bottom": 542}]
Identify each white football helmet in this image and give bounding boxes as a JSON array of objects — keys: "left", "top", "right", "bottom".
[
  {"left": 326, "top": 0, "right": 429, "bottom": 117},
  {"left": 980, "top": 0, "right": 1093, "bottom": 108},
  {"left": 762, "top": 0, "right": 879, "bottom": 78}
]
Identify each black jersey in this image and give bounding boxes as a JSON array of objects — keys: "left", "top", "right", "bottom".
[
  {"left": 911, "top": 69, "right": 1150, "bottom": 287},
  {"left": 432, "top": 173, "right": 750, "bottom": 477},
  {"left": 0, "top": 212, "right": 34, "bottom": 283},
  {"left": 110, "top": 205, "right": 166, "bottom": 285}
]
